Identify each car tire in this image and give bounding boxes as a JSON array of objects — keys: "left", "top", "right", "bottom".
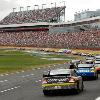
[
  {"left": 43, "top": 90, "right": 49, "bottom": 96},
  {"left": 81, "top": 81, "right": 84, "bottom": 91},
  {"left": 76, "top": 82, "right": 81, "bottom": 93},
  {"left": 94, "top": 73, "right": 98, "bottom": 80}
]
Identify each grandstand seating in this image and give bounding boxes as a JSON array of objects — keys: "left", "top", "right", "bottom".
[
  {"left": 0, "top": 6, "right": 65, "bottom": 25},
  {"left": 0, "top": 30, "right": 99, "bottom": 49}
]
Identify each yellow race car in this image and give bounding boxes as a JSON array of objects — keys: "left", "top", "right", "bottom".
[{"left": 42, "top": 69, "right": 84, "bottom": 95}]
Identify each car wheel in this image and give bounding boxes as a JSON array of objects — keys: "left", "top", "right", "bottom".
[
  {"left": 95, "top": 73, "right": 98, "bottom": 80},
  {"left": 76, "top": 82, "right": 81, "bottom": 93},
  {"left": 81, "top": 81, "right": 84, "bottom": 91},
  {"left": 43, "top": 90, "right": 49, "bottom": 96},
  {"left": 94, "top": 73, "right": 98, "bottom": 80}
]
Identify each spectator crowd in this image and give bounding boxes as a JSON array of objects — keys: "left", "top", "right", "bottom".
[
  {"left": 0, "top": 30, "right": 99, "bottom": 49},
  {"left": 0, "top": 6, "right": 65, "bottom": 25},
  {"left": 0, "top": 5, "right": 99, "bottom": 49}
]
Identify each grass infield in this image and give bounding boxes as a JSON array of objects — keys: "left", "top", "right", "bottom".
[
  {"left": 0, "top": 49, "right": 80, "bottom": 73},
  {"left": 0, "top": 48, "right": 99, "bottom": 73}
]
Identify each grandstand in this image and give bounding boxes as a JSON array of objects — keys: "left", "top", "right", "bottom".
[
  {"left": 0, "top": 5, "right": 99, "bottom": 50},
  {"left": 0, "top": 6, "right": 66, "bottom": 25},
  {"left": 0, "top": 23, "right": 99, "bottom": 49}
]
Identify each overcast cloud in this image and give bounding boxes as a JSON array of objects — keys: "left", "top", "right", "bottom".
[{"left": 0, "top": 0, "right": 100, "bottom": 21}]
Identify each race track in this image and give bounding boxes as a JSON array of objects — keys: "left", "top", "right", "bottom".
[{"left": 0, "top": 64, "right": 100, "bottom": 100}]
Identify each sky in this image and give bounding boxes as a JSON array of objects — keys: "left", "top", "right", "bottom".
[{"left": 0, "top": 0, "right": 100, "bottom": 21}]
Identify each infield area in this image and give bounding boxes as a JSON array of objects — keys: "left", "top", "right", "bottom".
[
  {"left": 0, "top": 48, "right": 78, "bottom": 73},
  {"left": 0, "top": 48, "right": 99, "bottom": 73}
]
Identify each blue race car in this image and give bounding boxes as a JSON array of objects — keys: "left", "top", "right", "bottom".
[{"left": 76, "top": 64, "right": 98, "bottom": 79}]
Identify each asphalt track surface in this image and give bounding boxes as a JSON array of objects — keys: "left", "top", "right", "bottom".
[{"left": 0, "top": 64, "right": 100, "bottom": 100}]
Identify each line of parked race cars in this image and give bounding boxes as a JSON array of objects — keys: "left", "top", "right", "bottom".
[{"left": 42, "top": 54, "right": 100, "bottom": 95}]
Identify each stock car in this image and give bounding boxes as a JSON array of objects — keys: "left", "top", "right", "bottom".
[
  {"left": 76, "top": 64, "right": 98, "bottom": 79},
  {"left": 42, "top": 69, "right": 84, "bottom": 95}
]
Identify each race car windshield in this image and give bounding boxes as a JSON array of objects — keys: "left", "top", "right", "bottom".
[{"left": 50, "top": 69, "right": 71, "bottom": 76}]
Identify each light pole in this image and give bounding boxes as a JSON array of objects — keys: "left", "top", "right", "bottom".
[
  {"left": 42, "top": 4, "right": 46, "bottom": 9},
  {"left": 51, "top": 3, "right": 53, "bottom": 8},
  {"left": 51, "top": 2, "right": 56, "bottom": 8},
  {"left": 20, "top": 7, "right": 23, "bottom": 11},
  {"left": 27, "top": 6, "right": 30, "bottom": 11},
  {"left": 55, "top": 2, "right": 56, "bottom": 8},
  {"left": 34, "top": 5, "right": 39, "bottom": 10},
  {"left": 62, "top": 1, "right": 65, "bottom": 6},
  {"left": 13, "top": 8, "right": 16, "bottom": 12}
]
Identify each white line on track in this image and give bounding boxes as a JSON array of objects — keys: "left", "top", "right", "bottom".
[
  {"left": 26, "top": 75, "right": 30, "bottom": 77},
  {"left": 5, "top": 74, "right": 9, "bottom": 76},
  {"left": 1, "top": 91, "right": 4, "bottom": 93},
  {"left": 30, "top": 74, "right": 34, "bottom": 75},
  {"left": 4, "top": 90, "right": 7, "bottom": 92},
  {"left": 0, "top": 80, "right": 8, "bottom": 83},
  {"left": 7, "top": 89, "right": 11, "bottom": 91},
  {"left": 0, "top": 81, "right": 4, "bottom": 83},
  {"left": 95, "top": 97, "right": 100, "bottom": 100},
  {"left": 22, "top": 76, "right": 25, "bottom": 78},
  {"left": 21, "top": 74, "right": 34, "bottom": 78},
  {"left": 21, "top": 71, "right": 25, "bottom": 72},
  {"left": 11, "top": 88, "right": 14, "bottom": 90},
  {"left": 39, "top": 80, "right": 41, "bottom": 82},
  {"left": 14, "top": 86, "right": 18, "bottom": 89},
  {"left": 4, "top": 80, "right": 8, "bottom": 82},
  {"left": 43, "top": 71, "right": 47, "bottom": 72},
  {"left": 35, "top": 79, "right": 41, "bottom": 83},
  {"left": 35, "top": 81, "right": 39, "bottom": 83},
  {"left": 48, "top": 66, "right": 51, "bottom": 68},
  {"left": 0, "top": 74, "right": 4, "bottom": 76},
  {"left": 10, "top": 73, "right": 14, "bottom": 75},
  {"left": 0, "top": 86, "right": 21, "bottom": 93},
  {"left": 16, "top": 71, "right": 20, "bottom": 74}
]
